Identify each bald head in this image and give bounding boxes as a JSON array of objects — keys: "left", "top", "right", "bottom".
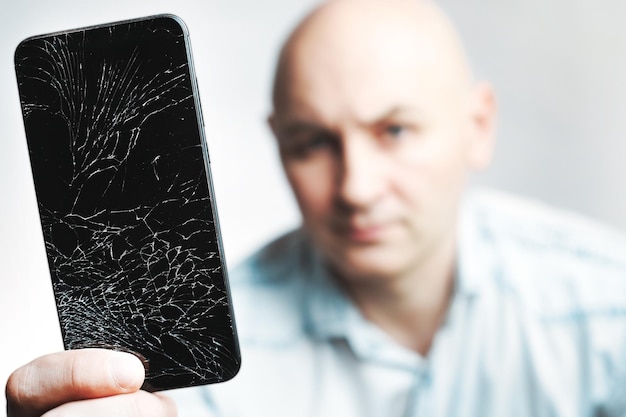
[
  {"left": 272, "top": 0, "right": 474, "bottom": 112},
  {"left": 269, "top": 0, "right": 495, "bottom": 283}
]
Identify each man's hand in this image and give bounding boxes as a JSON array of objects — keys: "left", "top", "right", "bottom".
[{"left": 6, "top": 349, "right": 177, "bottom": 417}]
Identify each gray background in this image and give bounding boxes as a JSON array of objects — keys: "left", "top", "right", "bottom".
[{"left": 1, "top": 0, "right": 625, "bottom": 411}]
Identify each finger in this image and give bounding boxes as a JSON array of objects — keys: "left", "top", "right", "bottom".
[
  {"left": 40, "top": 391, "right": 177, "bottom": 417},
  {"left": 7, "top": 349, "right": 145, "bottom": 417}
]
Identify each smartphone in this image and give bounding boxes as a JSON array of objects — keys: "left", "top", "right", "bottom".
[{"left": 14, "top": 15, "right": 240, "bottom": 391}]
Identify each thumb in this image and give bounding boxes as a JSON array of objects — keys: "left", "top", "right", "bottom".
[{"left": 7, "top": 349, "right": 145, "bottom": 417}]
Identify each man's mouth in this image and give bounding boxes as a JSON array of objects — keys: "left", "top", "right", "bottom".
[{"left": 330, "top": 220, "right": 393, "bottom": 244}]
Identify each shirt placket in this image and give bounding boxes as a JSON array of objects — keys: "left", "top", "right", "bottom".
[{"left": 402, "top": 366, "right": 432, "bottom": 417}]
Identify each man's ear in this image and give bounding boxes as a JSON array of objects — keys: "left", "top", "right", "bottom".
[
  {"left": 268, "top": 113, "right": 288, "bottom": 163},
  {"left": 267, "top": 113, "right": 278, "bottom": 138},
  {"left": 466, "top": 82, "right": 496, "bottom": 171}
]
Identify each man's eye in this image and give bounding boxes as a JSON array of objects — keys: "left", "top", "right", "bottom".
[
  {"left": 384, "top": 124, "right": 407, "bottom": 138},
  {"left": 304, "top": 135, "right": 332, "bottom": 150}
]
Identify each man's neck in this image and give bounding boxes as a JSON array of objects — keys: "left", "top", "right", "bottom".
[{"left": 338, "top": 234, "right": 457, "bottom": 357}]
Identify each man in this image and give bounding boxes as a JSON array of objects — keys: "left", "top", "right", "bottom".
[{"left": 7, "top": 0, "right": 626, "bottom": 416}]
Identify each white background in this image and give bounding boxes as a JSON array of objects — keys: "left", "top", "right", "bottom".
[{"left": 1, "top": 0, "right": 625, "bottom": 413}]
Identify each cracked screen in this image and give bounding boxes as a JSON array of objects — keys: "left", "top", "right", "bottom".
[{"left": 14, "top": 15, "right": 240, "bottom": 391}]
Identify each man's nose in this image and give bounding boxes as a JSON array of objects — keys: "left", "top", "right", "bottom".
[{"left": 336, "top": 135, "right": 386, "bottom": 209}]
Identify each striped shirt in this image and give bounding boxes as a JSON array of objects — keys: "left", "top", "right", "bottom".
[{"left": 171, "top": 189, "right": 626, "bottom": 417}]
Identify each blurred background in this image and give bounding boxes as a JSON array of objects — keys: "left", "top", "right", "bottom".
[{"left": 1, "top": 0, "right": 625, "bottom": 412}]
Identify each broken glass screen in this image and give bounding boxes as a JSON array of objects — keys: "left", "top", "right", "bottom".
[{"left": 14, "top": 15, "right": 240, "bottom": 391}]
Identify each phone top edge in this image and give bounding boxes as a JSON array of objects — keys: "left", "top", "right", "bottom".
[{"left": 14, "top": 13, "right": 190, "bottom": 63}]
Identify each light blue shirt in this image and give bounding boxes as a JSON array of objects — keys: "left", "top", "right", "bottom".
[{"left": 169, "top": 189, "right": 626, "bottom": 417}]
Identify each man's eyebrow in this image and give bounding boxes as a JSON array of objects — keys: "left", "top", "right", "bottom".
[
  {"left": 277, "top": 107, "right": 419, "bottom": 138},
  {"left": 277, "top": 121, "right": 328, "bottom": 138},
  {"left": 363, "top": 106, "right": 418, "bottom": 125}
]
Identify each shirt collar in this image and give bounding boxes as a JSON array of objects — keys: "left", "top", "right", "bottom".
[
  {"left": 301, "top": 241, "right": 354, "bottom": 340},
  {"left": 455, "top": 189, "right": 500, "bottom": 298},
  {"left": 300, "top": 239, "right": 425, "bottom": 369}
]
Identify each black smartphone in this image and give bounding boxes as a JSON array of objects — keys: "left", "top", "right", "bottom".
[{"left": 14, "top": 14, "right": 240, "bottom": 391}]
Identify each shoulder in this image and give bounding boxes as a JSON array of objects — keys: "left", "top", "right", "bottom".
[
  {"left": 464, "top": 187, "right": 626, "bottom": 275},
  {"left": 462, "top": 188, "right": 626, "bottom": 318},
  {"left": 226, "top": 229, "right": 313, "bottom": 345},
  {"left": 194, "top": 231, "right": 326, "bottom": 416},
  {"left": 461, "top": 189, "right": 626, "bottom": 404},
  {"left": 229, "top": 229, "right": 309, "bottom": 286}
]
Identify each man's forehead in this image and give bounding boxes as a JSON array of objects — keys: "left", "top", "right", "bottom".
[
  {"left": 273, "top": 94, "right": 429, "bottom": 136},
  {"left": 273, "top": 50, "right": 454, "bottom": 129}
]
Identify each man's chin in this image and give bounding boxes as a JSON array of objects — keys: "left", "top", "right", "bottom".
[{"left": 325, "top": 245, "right": 407, "bottom": 283}]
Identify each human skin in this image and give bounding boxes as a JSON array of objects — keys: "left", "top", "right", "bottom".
[
  {"left": 6, "top": 0, "right": 495, "bottom": 415},
  {"left": 5, "top": 349, "right": 174, "bottom": 417},
  {"left": 270, "top": 0, "right": 495, "bottom": 353}
]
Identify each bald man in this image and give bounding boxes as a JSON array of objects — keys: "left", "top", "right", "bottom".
[{"left": 7, "top": 1, "right": 626, "bottom": 416}]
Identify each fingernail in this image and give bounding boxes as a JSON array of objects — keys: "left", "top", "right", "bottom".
[{"left": 111, "top": 352, "right": 145, "bottom": 390}]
